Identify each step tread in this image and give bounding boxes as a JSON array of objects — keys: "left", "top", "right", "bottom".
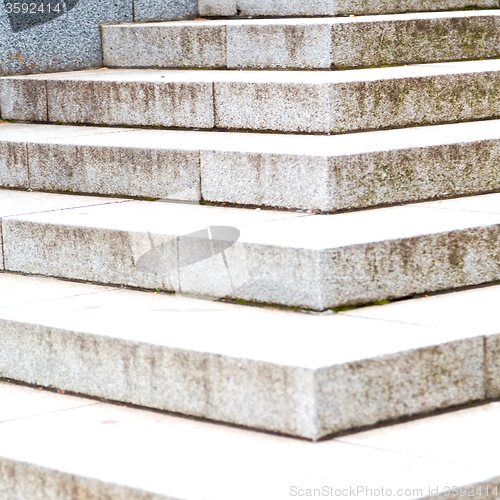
[
  {"left": 4, "top": 189, "right": 500, "bottom": 310},
  {"left": 7, "top": 59, "right": 500, "bottom": 83},
  {"left": 102, "top": 11, "right": 500, "bottom": 70},
  {"left": 5, "top": 60, "right": 500, "bottom": 134},
  {"left": 0, "top": 270, "right": 498, "bottom": 438},
  {"left": 0, "top": 379, "right": 499, "bottom": 499},
  {"left": 6, "top": 121, "right": 500, "bottom": 210}
]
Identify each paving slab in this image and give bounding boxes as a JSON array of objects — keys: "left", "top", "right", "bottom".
[
  {"left": 103, "top": 12, "right": 500, "bottom": 70},
  {"left": 5, "top": 190, "right": 500, "bottom": 309},
  {"left": 4, "top": 120, "right": 500, "bottom": 209},
  {"left": 6, "top": 61, "right": 500, "bottom": 133},
  {"left": 0, "top": 272, "right": 487, "bottom": 438},
  {"left": 0, "top": 381, "right": 499, "bottom": 499}
]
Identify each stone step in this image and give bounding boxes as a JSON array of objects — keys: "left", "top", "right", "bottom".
[
  {"left": 4, "top": 60, "right": 500, "bottom": 133},
  {"left": 4, "top": 190, "right": 500, "bottom": 309},
  {"left": 1, "top": 373, "right": 500, "bottom": 498},
  {"left": 102, "top": 12, "right": 500, "bottom": 70},
  {"left": 4, "top": 120, "right": 500, "bottom": 211},
  {"left": 0, "top": 271, "right": 499, "bottom": 440},
  {"left": 199, "top": 0, "right": 498, "bottom": 18}
]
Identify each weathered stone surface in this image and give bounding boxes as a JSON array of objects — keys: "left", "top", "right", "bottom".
[
  {"left": 331, "top": 11, "right": 500, "bottom": 70},
  {"left": 3, "top": 381, "right": 500, "bottom": 499},
  {"left": 0, "top": 189, "right": 127, "bottom": 270},
  {"left": 214, "top": 60, "right": 500, "bottom": 133},
  {"left": 105, "top": 12, "right": 500, "bottom": 70},
  {"left": 102, "top": 21, "right": 226, "bottom": 69},
  {"left": 0, "top": 0, "right": 133, "bottom": 76},
  {"left": 0, "top": 77, "right": 47, "bottom": 120},
  {"left": 229, "top": 0, "right": 498, "bottom": 17},
  {"left": 133, "top": 0, "right": 197, "bottom": 22},
  {"left": 45, "top": 69, "right": 215, "bottom": 128},
  {"left": 6, "top": 120, "right": 500, "bottom": 211},
  {"left": 6, "top": 61, "right": 500, "bottom": 133},
  {"left": 5, "top": 190, "right": 500, "bottom": 309},
  {"left": 0, "top": 273, "right": 485, "bottom": 439},
  {"left": 28, "top": 130, "right": 201, "bottom": 200},
  {"left": 0, "top": 140, "right": 27, "bottom": 188}
]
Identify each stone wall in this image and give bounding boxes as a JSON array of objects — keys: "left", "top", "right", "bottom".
[{"left": 0, "top": 0, "right": 197, "bottom": 76}]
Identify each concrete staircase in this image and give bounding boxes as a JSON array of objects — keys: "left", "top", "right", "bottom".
[{"left": 1, "top": 1, "right": 500, "bottom": 497}]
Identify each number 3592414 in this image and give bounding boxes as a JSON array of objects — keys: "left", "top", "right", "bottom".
[{"left": 4, "top": 3, "right": 61, "bottom": 14}]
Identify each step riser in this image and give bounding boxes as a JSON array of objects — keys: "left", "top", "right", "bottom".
[
  {"left": 0, "top": 273, "right": 491, "bottom": 440},
  {"left": 5, "top": 63, "right": 500, "bottom": 133},
  {"left": 6, "top": 221, "right": 500, "bottom": 309},
  {"left": 4, "top": 122, "right": 500, "bottom": 211},
  {"left": 4, "top": 191, "right": 500, "bottom": 310},
  {"left": 103, "top": 13, "right": 500, "bottom": 70},
  {"left": 198, "top": 0, "right": 498, "bottom": 17},
  {"left": 0, "top": 318, "right": 485, "bottom": 439}
]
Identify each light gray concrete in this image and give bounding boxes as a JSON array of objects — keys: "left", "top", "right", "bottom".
[
  {"left": 102, "top": 21, "right": 227, "bottom": 69},
  {"left": 27, "top": 130, "right": 202, "bottom": 200},
  {"left": 214, "top": 59, "right": 500, "bottom": 133},
  {"left": 0, "top": 189, "right": 127, "bottom": 269},
  {"left": 1, "top": 69, "right": 215, "bottom": 127},
  {"left": 201, "top": 0, "right": 498, "bottom": 17},
  {"left": 6, "top": 60, "right": 500, "bottom": 132},
  {"left": 0, "top": 381, "right": 499, "bottom": 499},
  {"left": 102, "top": 12, "right": 500, "bottom": 70},
  {"left": 5, "top": 120, "right": 500, "bottom": 210},
  {"left": 6, "top": 190, "right": 500, "bottom": 309},
  {"left": 0, "top": 273, "right": 486, "bottom": 439}
]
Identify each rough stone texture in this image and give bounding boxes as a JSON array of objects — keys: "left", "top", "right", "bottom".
[
  {"left": 6, "top": 120, "right": 500, "bottom": 211},
  {"left": 232, "top": 0, "right": 498, "bottom": 17},
  {"left": 3, "top": 382, "right": 500, "bottom": 499},
  {"left": 201, "top": 148, "right": 332, "bottom": 210},
  {"left": 7, "top": 61, "right": 500, "bottom": 133},
  {"left": 0, "top": 0, "right": 133, "bottom": 76},
  {"left": 214, "top": 60, "right": 500, "bottom": 133},
  {"left": 0, "top": 77, "right": 47, "bottom": 121},
  {"left": 28, "top": 131, "right": 202, "bottom": 200},
  {"left": 6, "top": 190, "right": 500, "bottom": 309},
  {"left": 227, "top": 19, "right": 332, "bottom": 69},
  {"left": 332, "top": 11, "right": 500, "bottom": 70},
  {"left": 133, "top": 0, "right": 197, "bottom": 22},
  {"left": 0, "top": 273, "right": 486, "bottom": 439},
  {"left": 0, "top": 189, "right": 127, "bottom": 271},
  {"left": 0, "top": 140, "right": 27, "bottom": 188},
  {"left": 44, "top": 70, "right": 215, "bottom": 128},
  {"left": 316, "top": 339, "right": 484, "bottom": 436},
  {"left": 102, "top": 21, "right": 227, "bottom": 69},
  {"left": 2, "top": 196, "right": 303, "bottom": 297},
  {"left": 198, "top": 0, "right": 236, "bottom": 16},
  {"left": 102, "top": 12, "right": 500, "bottom": 71}
]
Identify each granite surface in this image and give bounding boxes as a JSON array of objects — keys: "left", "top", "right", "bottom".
[{"left": 0, "top": 0, "right": 197, "bottom": 76}]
